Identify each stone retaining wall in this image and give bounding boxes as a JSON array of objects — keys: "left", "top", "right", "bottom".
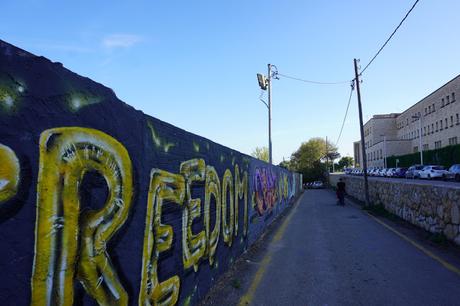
[{"left": 330, "top": 174, "right": 460, "bottom": 245}]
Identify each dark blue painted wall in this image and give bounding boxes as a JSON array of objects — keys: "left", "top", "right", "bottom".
[{"left": 0, "top": 40, "right": 302, "bottom": 306}]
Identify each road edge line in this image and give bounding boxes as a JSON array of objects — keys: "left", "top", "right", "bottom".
[
  {"left": 366, "top": 211, "right": 460, "bottom": 277},
  {"left": 238, "top": 192, "right": 303, "bottom": 305}
]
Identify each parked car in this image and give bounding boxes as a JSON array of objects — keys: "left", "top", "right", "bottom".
[
  {"left": 418, "top": 165, "right": 450, "bottom": 180},
  {"left": 378, "top": 168, "right": 388, "bottom": 177},
  {"left": 405, "top": 165, "right": 424, "bottom": 179},
  {"left": 386, "top": 168, "right": 396, "bottom": 177},
  {"left": 310, "top": 181, "right": 324, "bottom": 189},
  {"left": 393, "top": 167, "right": 408, "bottom": 178},
  {"left": 447, "top": 164, "right": 460, "bottom": 182},
  {"left": 370, "top": 168, "right": 381, "bottom": 176}
]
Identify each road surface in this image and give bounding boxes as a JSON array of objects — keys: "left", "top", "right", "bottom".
[
  {"left": 204, "top": 189, "right": 460, "bottom": 306},
  {"left": 346, "top": 174, "right": 460, "bottom": 189}
]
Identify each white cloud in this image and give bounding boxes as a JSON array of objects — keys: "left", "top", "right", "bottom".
[{"left": 102, "top": 34, "right": 143, "bottom": 49}]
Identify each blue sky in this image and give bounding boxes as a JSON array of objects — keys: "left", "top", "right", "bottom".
[{"left": 2, "top": 0, "right": 460, "bottom": 164}]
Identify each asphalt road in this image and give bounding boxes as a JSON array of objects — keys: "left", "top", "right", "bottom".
[
  {"left": 347, "top": 174, "right": 460, "bottom": 188},
  {"left": 223, "top": 189, "right": 460, "bottom": 306}
]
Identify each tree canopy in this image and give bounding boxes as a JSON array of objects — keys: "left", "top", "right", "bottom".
[
  {"left": 337, "top": 156, "right": 354, "bottom": 170},
  {"left": 289, "top": 137, "right": 340, "bottom": 182},
  {"left": 251, "top": 146, "right": 269, "bottom": 162}
]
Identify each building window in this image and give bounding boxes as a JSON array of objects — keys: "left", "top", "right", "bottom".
[
  {"left": 428, "top": 105, "right": 431, "bottom": 113},
  {"left": 440, "top": 120, "right": 443, "bottom": 130},
  {"left": 447, "top": 95, "right": 450, "bottom": 104},
  {"left": 451, "top": 116, "right": 454, "bottom": 127},
  {"left": 433, "top": 103, "right": 435, "bottom": 111},
  {"left": 442, "top": 98, "right": 445, "bottom": 107},
  {"left": 446, "top": 118, "right": 448, "bottom": 128},
  {"left": 414, "top": 146, "right": 418, "bottom": 153},
  {"left": 432, "top": 123, "right": 434, "bottom": 132},
  {"left": 423, "top": 144, "right": 429, "bottom": 150},
  {"left": 436, "top": 122, "right": 438, "bottom": 132},
  {"left": 453, "top": 92, "right": 456, "bottom": 102},
  {"left": 449, "top": 137, "right": 458, "bottom": 146},
  {"left": 435, "top": 141, "right": 442, "bottom": 149},
  {"left": 424, "top": 126, "right": 427, "bottom": 135}
]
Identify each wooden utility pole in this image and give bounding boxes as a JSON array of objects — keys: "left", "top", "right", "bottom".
[{"left": 354, "top": 59, "right": 370, "bottom": 207}]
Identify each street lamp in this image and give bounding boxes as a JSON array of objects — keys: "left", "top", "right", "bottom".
[
  {"left": 256, "top": 64, "right": 278, "bottom": 164},
  {"left": 412, "top": 114, "right": 423, "bottom": 165}
]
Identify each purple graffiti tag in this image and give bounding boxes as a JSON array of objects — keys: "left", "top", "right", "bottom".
[{"left": 254, "top": 167, "right": 277, "bottom": 216}]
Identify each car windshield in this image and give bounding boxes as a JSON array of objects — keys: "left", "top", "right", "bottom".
[{"left": 433, "top": 166, "right": 444, "bottom": 170}]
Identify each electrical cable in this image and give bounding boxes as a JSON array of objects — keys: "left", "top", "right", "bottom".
[
  {"left": 360, "top": 0, "right": 420, "bottom": 75},
  {"left": 335, "top": 81, "right": 355, "bottom": 147},
  {"left": 277, "top": 72, "right": 352, "bottom": 85},
  {"left": 259, "top": 89, "right": 269, "bottom": 109}
]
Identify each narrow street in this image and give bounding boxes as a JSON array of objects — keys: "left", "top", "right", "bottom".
[{"left": 205, "top": 189, "right": 460, "bottom": 306}]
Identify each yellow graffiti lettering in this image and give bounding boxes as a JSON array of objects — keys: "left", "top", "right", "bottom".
[
  {"left": 204, "top": 165, "right": 221, "bottom": 265},
  {"left": 31, "top": 127, "right": 133, "bottom": 306},
  {"left": 278, "top": 176, "right": 283, "bottom": 201},
  {"left": 139, "top": 169, "right": 184, "bottom": 306},
  {"left": 221, "top": 169, "right": 234, "bottom": 246},
  {"left": 234, "top": 164, "right": 248, "bottom": 237},
  {"left": 0, "top": 143, "right": 20, "bottom": 204},
  {"left": 283, "top": 175, "right": 288, "bottom": 199},
  {"left": 180, "top": 159, "right": 206, "bottom": 272}
]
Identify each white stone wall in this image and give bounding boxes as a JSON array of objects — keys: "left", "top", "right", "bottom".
[
  {"left": 354, "top": 75, "right": 460, "bottom": 165},
  {"left": 335, "top": 175, "right": 460, "bottom": 245},
  {"left": 397, "top": 75, "right": 460, "bottom": 151}
]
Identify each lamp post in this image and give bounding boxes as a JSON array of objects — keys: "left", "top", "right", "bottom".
[
  {"left": 267, "top": 64, "right": 273, "bottom": 165},
  {"left": 412, "top": 114, "right": 423, "bottom": 165},
  {"left": 256, "top": 64, "right": 278, "bottom": 165}
]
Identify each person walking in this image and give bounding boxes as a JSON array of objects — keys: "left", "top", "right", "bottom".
[{"left": 336, "top": 178, "right": 346, "bottom": 206}]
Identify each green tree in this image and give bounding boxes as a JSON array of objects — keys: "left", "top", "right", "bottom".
[
  {"left": 278, "top": 159, "right": 291, "bottom": 170},
  {"left": 337, "top": 156, "right": 354, "bottom": 171},
  {"left": 251, "top": 146, "right": 269, "bottom": 162},
  {"left": 290, "top": 138, "right": 339, "bottom": 181}
]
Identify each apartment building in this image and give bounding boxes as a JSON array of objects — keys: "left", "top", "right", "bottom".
[{"left": 354, "top": 74, "right": 460, "bottom": 168}]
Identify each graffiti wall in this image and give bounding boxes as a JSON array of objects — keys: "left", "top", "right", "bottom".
[{"left": 0, "top": 40, "right": 302, "bottom": 306}]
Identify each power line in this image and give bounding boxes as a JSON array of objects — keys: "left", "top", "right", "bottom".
[
  {"left": 277, "top": 73, "right": 352, "bottom": 85},
  {"left": 360, "top": 0, "right": 420, "bottom": 74},
  {"left": 335, "top": 81, "right": 355, "bottom": 147}
]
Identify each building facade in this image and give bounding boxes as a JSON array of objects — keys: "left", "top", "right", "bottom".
[{"left": 354, "top": 74, "right": 460, "bottom": 168}]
